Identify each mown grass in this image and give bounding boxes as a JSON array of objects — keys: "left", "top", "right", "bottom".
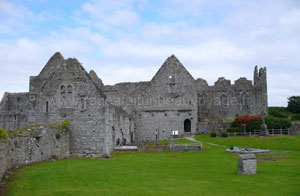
[{"left": 3, "top": 135, "right": 300, "bottom": 196}]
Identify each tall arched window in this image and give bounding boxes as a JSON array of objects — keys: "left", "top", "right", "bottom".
[
  {"left": 67, "top": 85, "right": 73, "bottom": 94},
  {"left": 241, "top": 92, "right": 248, "bottom": 106},
  {"left": 60, "top": 85, "right": 66, "bottom": 94}
]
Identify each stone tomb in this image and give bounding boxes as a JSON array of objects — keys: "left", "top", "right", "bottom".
[{"left": 238, "top": 153, "right": 257, "bottom": 175}]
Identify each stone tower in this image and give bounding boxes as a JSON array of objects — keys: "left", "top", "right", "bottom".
[{"left": 253, "top": 66, "right": 268, "bottom": 115}]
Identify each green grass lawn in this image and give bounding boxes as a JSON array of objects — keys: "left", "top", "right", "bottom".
[
  {"left": 3, "top": 135, "right": 300, "bottom": 196},
  {"left": 195, "top": 134, "right": 300, "bottom": 151}
]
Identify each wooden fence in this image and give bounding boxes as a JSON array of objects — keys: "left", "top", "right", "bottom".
[{"left": 227, "top": 128, "right": 290, "bottom": 137}]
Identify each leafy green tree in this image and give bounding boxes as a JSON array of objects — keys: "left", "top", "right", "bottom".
[
  {"left": 287, "top": 96, "right": 300, "bottom": 113},
  {"left": 268, "top": 107, "right": 288, "bottom": 118}
]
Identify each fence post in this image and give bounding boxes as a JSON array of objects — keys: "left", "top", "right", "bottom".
[
  {"left": 280, "top": 128, "right": 282, "bottom": 135},
  {"left": 288, "top": 128, "right": 290, "bottom": 135},
  {"left": 272, "top": 129, "right": 274, "bottom": 136}
]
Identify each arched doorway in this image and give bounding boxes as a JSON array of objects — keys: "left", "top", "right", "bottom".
[{"left": 184, "top": 119, "right": 191, "bottom": 132}]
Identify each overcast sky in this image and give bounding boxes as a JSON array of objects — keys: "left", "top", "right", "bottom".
[{"left": 0, "top": 0, "right": 299, "bottom": 106}]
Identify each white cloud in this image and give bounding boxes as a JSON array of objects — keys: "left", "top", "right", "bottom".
[
  {"left": 0, "top": 0, "right": 33, "bottom": 35},
  {"left": 0, "top": 0, "right": 300, "bottom": 107},
  {"left": 80, "top": 0, "right": 141, "bottom": 28}
]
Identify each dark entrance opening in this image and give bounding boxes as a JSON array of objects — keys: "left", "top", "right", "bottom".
[{"left": 184, "top": 119, "right": 191, "bottom": 132}]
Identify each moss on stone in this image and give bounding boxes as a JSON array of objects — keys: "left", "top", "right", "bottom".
[
  {"left": 3, "top": 121, "right": 70, "bottom": 140},
  {"left": 0, "top": 128, "right": 9, "bottom": 140}
]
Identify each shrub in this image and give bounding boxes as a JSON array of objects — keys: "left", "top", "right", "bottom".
[
  {"left": 221, "top": 132, "right": 228, "bottom": 137},
  {"left": 0, "top": 128, "right": 9, "bottom": 140},
  {"left": 210, "top": 132, "right": 217, "bottom": 137},
  {"left": 246, "top": 118, "right": 262, "bottom": 132},
  {"left": 265, "top": 116, "right": 291, "bottom": 129},
  {"left": 227, "top": 127, "right": 240, "bottom": 133},
  {"left": 230, "top": 120, "right": 239, "bottom": 128},
  {"left": 230, "top": 114, "right": 262, "bottom": 132},
  {"left": 235, "top": 114, "right": 262, "bottom": 126}
]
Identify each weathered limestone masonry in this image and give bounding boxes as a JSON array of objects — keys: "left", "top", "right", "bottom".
[
  {"left": 103, "top": 55, "right": 268, "bottom": 141},
  {"left": 0, "top": 52, "right": 132, "bottom": 157},
  {"left": 0, "top": 127, "right": 69, "bottom": 181},
  {"left": 0, "top": 52, "right": 268, "bottom": 155}
]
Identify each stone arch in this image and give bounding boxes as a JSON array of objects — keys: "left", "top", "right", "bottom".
[{"left": 184, "top": 119, "right": 191, "bottom": 132}]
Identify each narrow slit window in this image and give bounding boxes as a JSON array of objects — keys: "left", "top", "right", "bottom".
[
  {"left": 46, "top": 101, "right": 49, "bottom": 113},
  {"left": 81, "top": 98, "right": 85, "bottom": 110}
]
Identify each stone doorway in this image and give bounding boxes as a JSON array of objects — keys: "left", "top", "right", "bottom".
[{"left": 184, "top": 119, "right": 191, "bottom": 132}]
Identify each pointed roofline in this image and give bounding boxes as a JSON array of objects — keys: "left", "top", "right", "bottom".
[
  {"left": 38, "top": 52, "right": 65, "bottom": 77},
  {"left": 151, "top": 54, "right": 195, "bottom": 82}
]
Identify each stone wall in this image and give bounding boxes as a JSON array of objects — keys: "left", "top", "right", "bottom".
[
  {"left": 0, "top": 92, "right": 29, "bottom": 131},
  {"left": 0, "top": 126, "right": 70, "bottom": 181},
  {"left": 290, "top": 122, "right": 300, "bottom": 135}
]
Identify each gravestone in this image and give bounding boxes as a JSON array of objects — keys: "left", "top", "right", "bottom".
[
  {"left": 238, "top": 153, "right": 257, "bottom": 175},
  {"left": 241, "top": 123, "right": 246, "bottom": 136},
  {"left": 259, "top": 112, "right": 269, "bottom": 136}
]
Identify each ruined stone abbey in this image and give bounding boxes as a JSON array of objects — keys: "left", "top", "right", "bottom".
[{"left": 0, "top": 52, "right": 268, "bottom": 157}]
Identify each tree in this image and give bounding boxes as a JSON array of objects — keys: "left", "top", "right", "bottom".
[{"left": 287, "top": 96, "right": 300, "bottom": 113}]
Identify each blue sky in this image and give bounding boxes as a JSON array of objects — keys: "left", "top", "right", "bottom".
[{"left": 0, "top": 0, "right": 300, "bottom": 106}]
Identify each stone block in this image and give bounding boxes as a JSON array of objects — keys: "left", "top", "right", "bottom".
[{"left": 238, "top": 153, "right": 257, "bottom": 175}]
